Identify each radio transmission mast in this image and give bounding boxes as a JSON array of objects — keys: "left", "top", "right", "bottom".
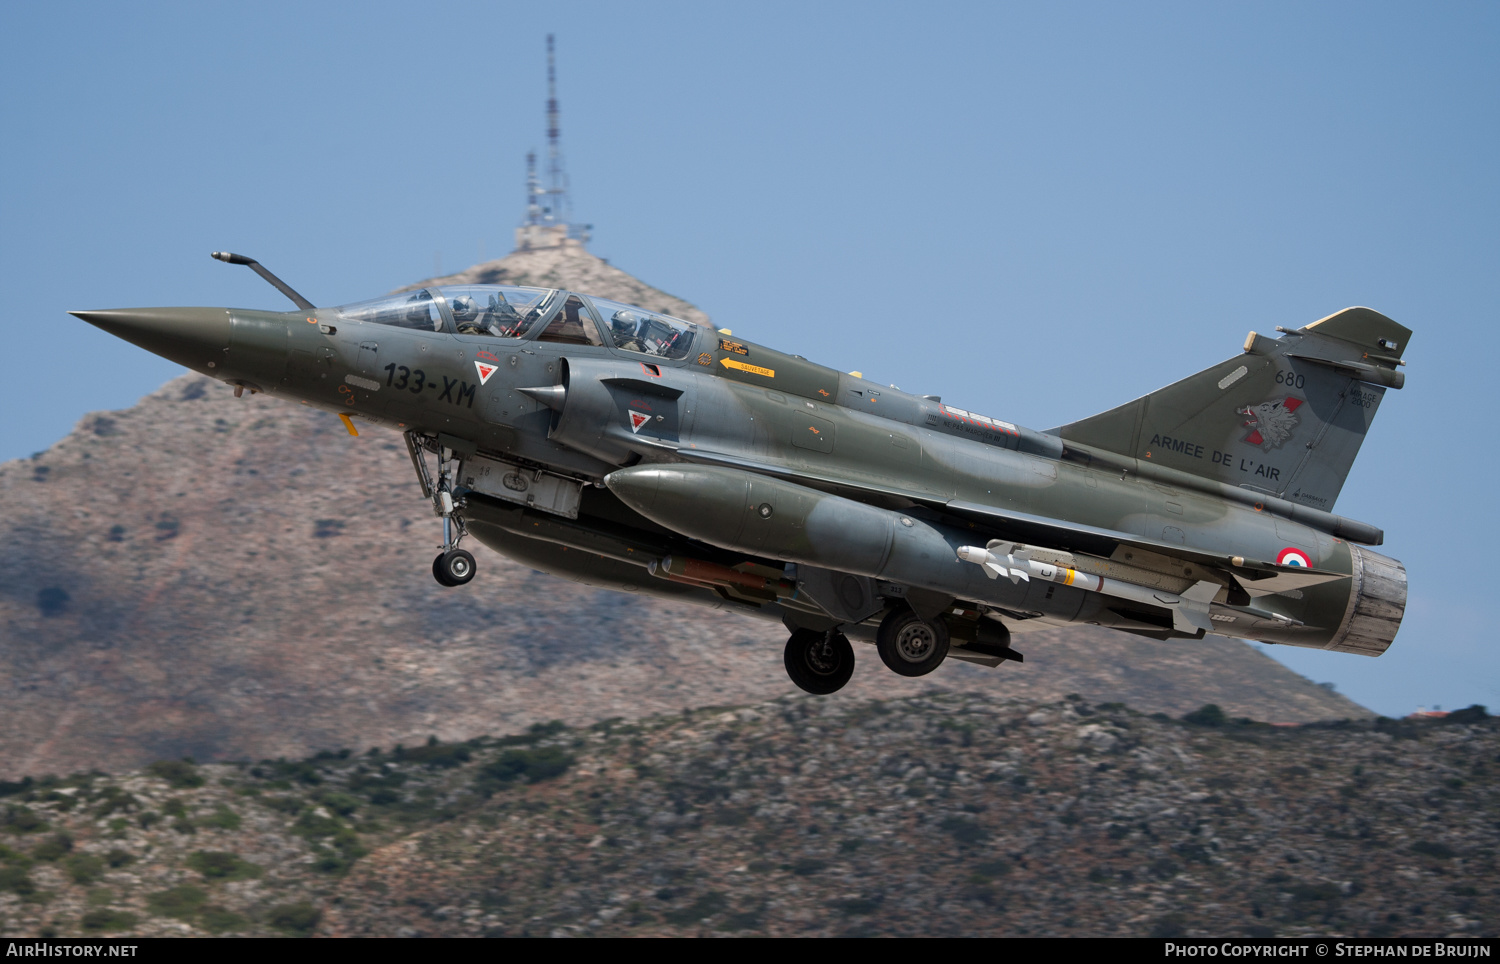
[
  {"left": 516, "top": 34, "right": 589, "bottom": 250},
  {"left": 544, "top": 34, "right": 569, "bottom": 227},
  {"left": 523, "top": 151, "right": 543, "bottom": 225}
]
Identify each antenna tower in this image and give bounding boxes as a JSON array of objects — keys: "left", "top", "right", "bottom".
[
  {"left": 544, "top": 34, "right": 571, "bottom": 227},
  {"left": 515, "top": 34, "right": 589, "bottom": 250},
  {"left": 523, "top": 151, "right": 543, "bottom": 226}
]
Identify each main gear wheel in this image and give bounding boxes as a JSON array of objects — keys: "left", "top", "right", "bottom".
[
  {"left": 876, "top": 607, "right": 949, "bottom": 677},
  {"left": 784, "top": 628, "right": 856, "bottom": 695}
]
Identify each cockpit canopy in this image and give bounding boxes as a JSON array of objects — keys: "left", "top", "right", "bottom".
[
  {"left": 336, "top": 286, "right": 555, "bottom": 337},
  {"left": 590, "top": 297, "right": 696, "bottom": 360},
  {"left": 334, "top": 285, "right": 700, "bottom": 360},
  {"left": 336, "top": 288, "right": 445, "bottom": 331},
  {"left": 446, "top": 285, "right": 552, "bottom": 338}
]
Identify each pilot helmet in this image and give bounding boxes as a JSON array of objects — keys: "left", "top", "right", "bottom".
[
  {"left": 611, "top": 309, "right": 640, "bottom": 334},
  {"left": 452, "top": 297, "right": 477, "bottom": 322}
]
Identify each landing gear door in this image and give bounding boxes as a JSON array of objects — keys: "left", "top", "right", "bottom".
[
  {"left": 461, "top": 454, "right": 583, "bottom": 520},
  {"left": 795, "top": 566, "right": 885, "bottom": 624}
]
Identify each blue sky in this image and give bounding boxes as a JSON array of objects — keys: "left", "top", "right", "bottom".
[{"left": 2, "top": 1, "right": 1496, "bottom": 717}]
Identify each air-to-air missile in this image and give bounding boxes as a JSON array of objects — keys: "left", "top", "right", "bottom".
[{"left": 72, "top": 253, "right": 1411, "bottom": 695}]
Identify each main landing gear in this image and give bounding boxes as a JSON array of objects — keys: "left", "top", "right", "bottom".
[
  {"left": 784, "top": 628, "right": 855, "bottom": 695},
  {"left": 875, "top": 606, "right": 949, "bottom": 677},
  {"left": 782, "top": 605, "right": 953, "bottom": 694},
  {"left": 406, "top": 431, "right": 476, "bottom": 587}
]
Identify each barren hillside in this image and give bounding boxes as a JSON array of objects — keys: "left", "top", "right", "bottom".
[{"left": 0, "top": 695, "right": 1491, "bottom": 939}]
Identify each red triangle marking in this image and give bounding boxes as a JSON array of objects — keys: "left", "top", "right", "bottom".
[
  {"left": 474, "top": 361, "right": 497, "bottom": 385},
  {"left": 629, "top": 411, "right": 650, "bottom": 433}
]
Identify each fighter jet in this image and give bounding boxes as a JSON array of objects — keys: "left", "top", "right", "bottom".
[{"left": 72, "top": 253, "right": 1410, "bottom": 695}]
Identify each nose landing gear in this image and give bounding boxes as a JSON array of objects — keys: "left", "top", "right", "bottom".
[{"left": 406, "top": 431, "right": 477, "bottom": 587}]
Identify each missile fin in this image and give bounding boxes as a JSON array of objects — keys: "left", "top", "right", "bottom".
[
  {"left": 1173, "top": 607, "right": 1215, "bottom": 633},
  {"left": 1171, "top": 580, "right": 1222, "bottom": 633},
  {"left": 1181, "top": 580, "right": 1222, "bottom": 604}
]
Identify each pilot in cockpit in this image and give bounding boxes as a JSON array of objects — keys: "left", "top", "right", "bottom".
[
  {"left": 452, "top": 292, "right": 526, "bottom": 337},
  {"left": 610, "top": 309, "right": 648, "bottom": 353},
  {"left": 452, "top": 296, "right": 480, "bottom": 328}
]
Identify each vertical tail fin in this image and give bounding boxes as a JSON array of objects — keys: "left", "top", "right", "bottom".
[{"left": 1051, "top": 307, "right": 1411, "bottom": 512}]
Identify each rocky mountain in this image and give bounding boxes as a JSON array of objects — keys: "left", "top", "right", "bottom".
[
  {"left": 0, "top": 246, "right": 1367, "bottom": 780},
  {"left": 0, "top": 695, "right": 1493, "bottom": 939}
]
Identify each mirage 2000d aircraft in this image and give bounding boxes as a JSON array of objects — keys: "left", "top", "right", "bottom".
[{"left": 72, "top": 253, "right": 1410, "bottom": 695}]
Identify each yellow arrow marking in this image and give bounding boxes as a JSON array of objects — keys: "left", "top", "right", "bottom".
[{"left": 719, "top": 357, "right": 775, "bottom": 378}]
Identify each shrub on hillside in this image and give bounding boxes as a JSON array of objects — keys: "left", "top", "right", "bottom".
[
  {"left": 1182, "top": 704, "right": 1227, "bottom": 727},
  {"left": 268, "top": 902, "right": 321, "bottom": 936},
  {"left": 473, "top": 747, "right": 575, "bottom": 797},
  {"left": 146, "top": 760, "right": 204, "bottom": 789}
]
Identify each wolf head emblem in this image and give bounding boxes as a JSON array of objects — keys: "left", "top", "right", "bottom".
[{"left": 1239, "top": 396, "right": 1303, "bottom": 450}]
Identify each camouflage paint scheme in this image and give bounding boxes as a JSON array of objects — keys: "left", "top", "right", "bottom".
[{"left": 72, "top": 268, "right": 1410, "bottom": 691}]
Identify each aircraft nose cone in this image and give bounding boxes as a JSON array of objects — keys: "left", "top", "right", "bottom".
[{"left": 70, "top": 308, "right": 232, "bottom": 369}]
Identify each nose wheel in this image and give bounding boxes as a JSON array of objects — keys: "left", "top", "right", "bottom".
[
  {"left": 407, "top": 431, "right": 478, "bottom": 588},
  {"left": 433, "top": 548, "right": 477, "bottom": 587}
]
